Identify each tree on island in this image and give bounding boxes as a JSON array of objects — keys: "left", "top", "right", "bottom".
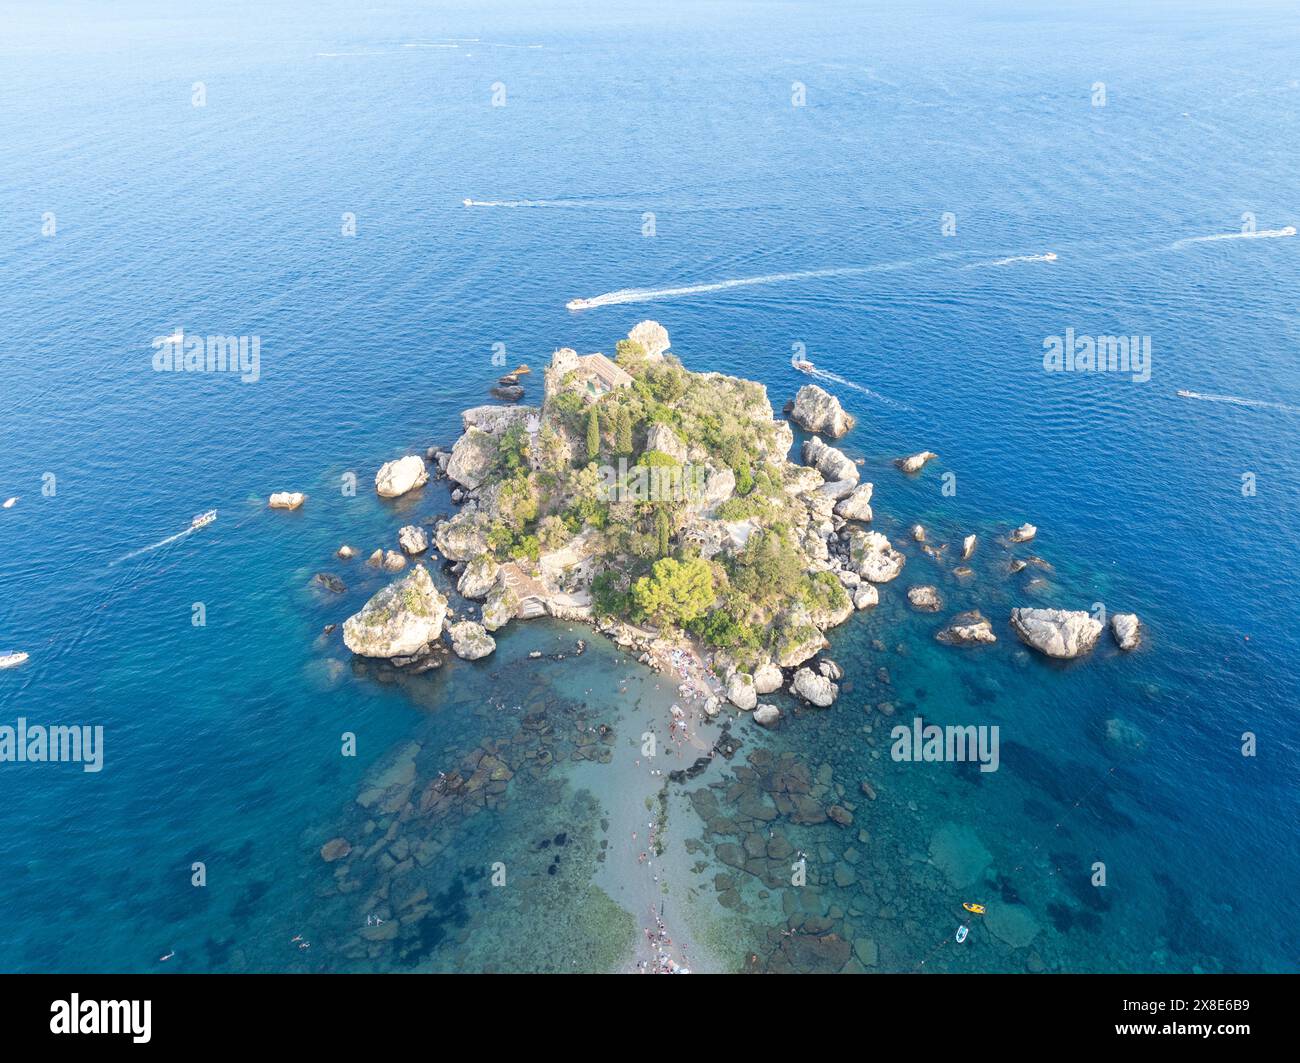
[
  {"left": 586, "top": 406, "right": 600, "bottom": 462},
  {"left": 615, "top": 406, "right": 633, "bottom": 455},
  {"left": 633, "top": 557, "right": 715, "bottom": 629},
  {"left": 654, "top": 506, "right": 671, "bottom": 557}
]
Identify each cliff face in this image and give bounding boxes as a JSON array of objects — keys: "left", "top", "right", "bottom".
[{"left": 433, "top": 321, "right": 875, "bottom": 674}]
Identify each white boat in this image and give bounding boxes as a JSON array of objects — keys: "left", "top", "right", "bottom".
[
  {"left": 566, "top": 297, "right": 595, "bottom": 310},
  {"left": 462, "top": 198, "right": 474, "bottom": 206},
  {"left": 791, "top": 354, "right": 815, "bottom": 372},
  {"left": 0, "top": 651, "right": 29, "bottom": 670},
  {"left": 191, "top": 510, "right": 217, "bottom": 530}
]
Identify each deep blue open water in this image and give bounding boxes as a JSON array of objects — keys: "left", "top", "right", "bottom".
[{"left": 0, "top": 0, "right": 1296, "bottom": 972}]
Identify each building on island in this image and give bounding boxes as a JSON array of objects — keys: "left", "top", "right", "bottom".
[{"left": 546, "top": 348, "right": 633, "bottom": 401}]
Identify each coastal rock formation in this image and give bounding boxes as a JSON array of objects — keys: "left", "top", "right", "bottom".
[
  {"left": 627, "top": 319, "right": 671, "bottom": 359},
  {"left": 802, "top": 437, "right": 859, "bottom": 484},
  {"left": 1010, "top": 522, "right": 1037, "bottom": 543},
  {"left": 645, "top": 421, "right": 688, "bottom": 464},
  {"left": 1009, "top": 607, "right": 1102, "bottom": 659},
  {"left": 833, "top": 482, "right": 874, "bottom": 522},
  {"left": 268, "top": 491, "right": 305, "bottom": 510},
  {"left": 447, "top": 620, "right": 496, "bottom": 660},
  {"left": 435, "top": 511, "right": 492, "bottom": 561},
  {"left": 753, "top": 704, "right": 781, "bottom": 727},
  {"left": 320, "top": 837, "right": 351, "bottom": 862},
  {"left": 398, "top": 525, "right": 428, "bottom": 555},
  {"left": 382, "top": 550, "right": 407, "bottom": 573},
  {"left": 790, "top": 384, "right": 856, "bottom": 438},
  {"left": 456, "top": 556, "right": 500, "bottom": 599},
  {"left": 791, "top": 666, "right": 838, "bottom": 706},
  {"left": 961, "top": 534, "right": 977, "bottom": 561},
  {"left": 1110, "top": 612, "right": 1142, "bottom": 651},
  {"left": 726, "top": 672, "right": 758, "bottom": 710},
  {"left": 936, "top": 610, "right": 997, "bottom": 645},
  {"left": 895, "top": 451, "right": 937, "bottom": 474},
  {"left": 849, "top": 530, "right": 905, "bottom": 583},
  {"left": 480, "top": 581, "right": 518, "bottom": 631},
  {"left": 445, "top": 428, "right": 498, "bottom": 490},
  {"left": 853, "top": 583, "right": 879, "bottom": 609},
  {"left": 342, "top": 565, "right": 448, "bottom": 659},
  {"left": 753, "top": 661, "right": 784, "bottom": 695},
  {"left": 375, "top": 455, "right": 428, "bottom": 499},
  {"left": 907, "top": 585, "right": 942, "bottom": 611},
  {"left": 337, "top": 545, "right": 356, "bottom": 560}
]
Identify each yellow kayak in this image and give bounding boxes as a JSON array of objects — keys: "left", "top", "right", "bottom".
[{"left": 962, "top": 902, "right": 986, "bottom": 915}]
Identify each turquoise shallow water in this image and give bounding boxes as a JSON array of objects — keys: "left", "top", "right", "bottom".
[{"left": 0, "top": 0, "right": 1297, "bottom": 972}]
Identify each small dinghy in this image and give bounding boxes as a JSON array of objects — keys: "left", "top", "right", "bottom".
[
  {"left": 0, "top": 651, "right": 30, "bottom": 670},
  {"left": 955, "top": 925, "right": 969, "bottom": 943}
]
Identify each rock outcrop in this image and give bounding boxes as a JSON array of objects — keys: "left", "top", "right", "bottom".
[
  {"left": 1009, "top": 607, "right": 1101, "bottom": 659},
  {"left": 907, "top": 585, "right": 942, "bottom": 612},
  {"left": 1010, "top": 523, "right": 1037, "bottom": 543},
  {"left": 753, "top": 704, "right": 781, "bottom": 727},
  {"left": 268, "top": 491, "right": 305, "bottom": 510},
  {"left": 726, "top": 672, "right": 758, "bottom": 710},
  {"left": 342, "top": 565, "right": 448, "bottom": 658},
  {"left": 628, "top": 320, "right": 671, "bottom": 358},
  {"left": 790, "top": 384, "right": 855, "bottom": 438},
  {"left": 833, "top": 482, "right": 874, "bottom": 522},
  {"left": 753, "top": 661, "right": 784, "bottom": 695},
  {"left": 936, "top": 610, "right": 997, "bottom": 645},
  {"left": 853, "top": 583, "right": 879, "bottom": 609},
  {"left": 447, "top": 620, "right": 496, "bottom": 660},
  {"left": 961, "top": 534, "right": 977, "bottom": 561},
  {"left": 398, "top": 525, "right": 428, "bottom": 555},
  {"left": 895, "top": 451, "right": 937, "bottom": 474},
  {"left": 1110, "top": 612, "right": 1142, "bottom": 651},
  {"left": 456, "top": 556, "right": 500, "bottom": 599},
  {"left": 791, "top": 666, "right": 838, "bottom": 707},
  {"left": 849, "top": 530, "right": 905, "bottom": 583},
  {"left": 802, "top": 437, "right": 859, "bottom": 485},
  {"left": 375, "top": 455, "right": 428, "bottom": 499}
]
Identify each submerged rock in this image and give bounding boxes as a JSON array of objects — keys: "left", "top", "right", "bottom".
[
  {"left": 895, "top": 451, "right": 937, "bottom": 474},
  {"left": 342, "top": 565, "right": 448, "bottom": 658},
  {"left": 268, "top": 491, "right": 305, "bottom": 510},
  {"left": 320, "top": 837, "right": 352, "bottom": 862},
  {"left": 447, "top": 620, "right": 496, "bottom": 660},
  {"left": 791, "top": 666, "right": 838, "bottom": 707},
  {"left": 312, "top": 572, "right": 346, "bottom": 594},
  {"left": 790, "top": 383, "right": 856, "bottom": 438},
  {"left": 1009, "top": 607, "right": 1102, "bottom": 659},
  {"left": 907, "top": 585, "right": 942, "bottom": 612},
  {"left": 1009, "top": 522, "right": 1037, "bottom": 543},
  {"left": 1110, "top": 612, "right": 1142, "bottom": 651},
  {"left": 375, "top": 455, "right": 428, "bottom": 499},
  {"left": 935, "top": 610, "right": 997, "bottom": 645}
]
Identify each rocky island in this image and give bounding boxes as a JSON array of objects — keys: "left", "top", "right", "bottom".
[{"left": 340, "top": 320, "right": 1145, "bottom": 701}]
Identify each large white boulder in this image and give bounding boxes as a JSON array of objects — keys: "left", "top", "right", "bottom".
[
  {"left": 753, "top": 704, "right": 781, "bottom": 727},
  {"left": 1110, "top": 612, "right": 1142, "bottom": 651},
  {"left": 802, "top": 437, "right": 859, "bottom": 485},
  {"left": 726, "top": 672, "right": 758, "bottom": 710},
  {"left": 375, "top": 455, "right": 428, "bottom": 499},
  {"left": 628, "top": 320, "right": 670, "bottom": 358},
  {"left": 833, "top": 483, "right": 874, "bottom": 521},
  {"left": 457, "top": 555, "right": 501, "bottom": 599},
  {"left": 895, "top": 451, "right": 938, "bottom": 474},
  {"left": 445, "top": 428, "right": 497, "bottom": 490},
  {"left": 790, "top": 384, "right": 855, "bottom": 438},
  {"left": 935, "top": 610, "right": 997, "bottom": 645},
  {"left": 791, "top": 667, "right": 838, "bottom": 707},
  {"left": 343, "top": 565, "right": 447, "bottom": 658},
  {"left": 1009, "top": 607, "right": 1102, "bottom": 659},
  {"left": 850, "top": 529, "right": 905, "bottom": 583},
  {"left": 447, "top": 620, "right": 496, "bottom": 660},
  {"left": 753, "top": 661, "right": 784, "bottom": 694}
]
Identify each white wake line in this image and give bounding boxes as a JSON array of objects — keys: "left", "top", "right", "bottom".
[
  {"left": 805, "top": 366, "right": 916, "bottom": 412},
  {"left": 1178, "top": 390, "right": 1300, "bottom": 415},
  {"left": 1173, "top": 226, "right": 1295, "bottom": 248},
  {"left": 463, "top": 199, "right": 617, "bottom": 208},
  {"left": 964, "top": 252, "right": 1057, "bottom": 269},
  {"left": 568, "top": 265, "right": 907, "bottom": 309},
  {"left": 111, "top": 525, "right": 199, "bottom": 566}
]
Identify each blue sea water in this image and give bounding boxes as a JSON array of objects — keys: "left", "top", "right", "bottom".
[{"left": 0, "top": 0, "right": 1297, "bottom": 972}]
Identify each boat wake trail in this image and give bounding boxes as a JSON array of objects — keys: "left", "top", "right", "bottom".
[
  {"left": 1173, "top": 226, "right": 1295, "bottom": 248},
  {"left": 1177, "top": 389, "right": 1300, "bottom": 415},
  {"left": 111, "top": 526, "right": 199, "bottom": 566},
  {"left": 804, "top": 365, "right": 915, "bottom": 412},
  {"left": 568, "top": 267, "right": 877, "bottom": 310},
  {"left": 463, "top": 198, "right": 608, "bottom": 208},
  {"left": 966, "top": 252, "right": 1058, "bottom": 268}
]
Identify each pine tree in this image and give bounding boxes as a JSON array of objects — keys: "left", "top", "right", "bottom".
[
  {"left": 586, "top": 406, "right": 601, "bottom": 462},
  {"left": 655, "top": 506, "right": 671, "bottom": 557}
]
